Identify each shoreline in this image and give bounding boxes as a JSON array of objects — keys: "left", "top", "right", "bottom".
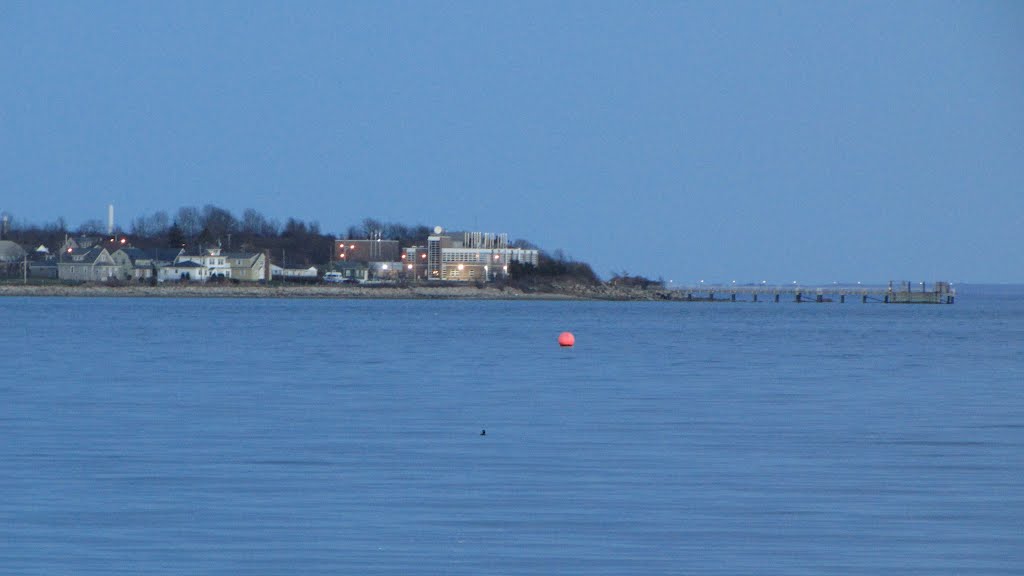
[{"left": 0, "top": 283, "right": 681, "bottom": 301}]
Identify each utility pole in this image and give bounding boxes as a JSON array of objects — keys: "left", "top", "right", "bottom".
[{"left": 23, "top": 253, "right": 28, "bottom": 284}]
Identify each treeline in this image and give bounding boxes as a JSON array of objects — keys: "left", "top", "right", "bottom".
[
  {"left": 3, "top": 206, "right": 443, "bottom": 268},
  {"left": 506, "top": 250, "right": 601, "bottom": 288},
  {"left": 4, "top": 208, "right": 599, "bottom": 279}
]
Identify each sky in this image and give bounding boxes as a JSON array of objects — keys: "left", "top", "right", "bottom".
[{"left": 2, "top": 1, "right": 1022, "bottom": 283}]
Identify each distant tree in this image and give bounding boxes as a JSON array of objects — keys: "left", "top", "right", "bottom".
[
  {"left": 506, "top": 251, "right": 600, "bottom": 286},
  {"left": 201, "top": 204, "right": 236, "bottom": 240},
  {"left": 609, "top": 271, "right": 662, "bottom": 289},
  {"left": 44, "top": 217, "right": 68, "bottom": 233},
  {"left": 78, "top": 219, "right": 105, "bottom": 234},
  {"left": 410, "top": 225, "right": 432, "bottom": 244},
  {"left": 167, "top": 222, "right": 185, "bottom": 247},
  {"left": 510, "top": 238, "right": 539, "bottom": 250},
  {"left": 176, "top": 206, "right": 201, "bottom": 240},
  {"left": 130, "top": 216, "right": 150, "bottom": 237},
  {"left": 282, "top": 218, "right": 308, "bottom": 239},
  {"left": 241, "top": 208, "right": 278, "bottom": 236},
  {"left": 196, "top": 227, "right": 214, "bottom": 247},
  {"left": 359, "top": 217, "right": 383, "bottom": 239},
  {"left": 383, "top": 222, "right": 408, "bottom": 241},
  {"left": 147, "top": 211, "right": 170, "bottom": 235},
  {"left": 129, "top": 211, "right": 170, "bottom": 237}
]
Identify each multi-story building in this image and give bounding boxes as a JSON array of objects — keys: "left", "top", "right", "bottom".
[
  {"left": 425, "top": 229, "right": 539, "bottom": 281},
  {"left": 402, "top": 246, "right": 429, "bottom": 280}
]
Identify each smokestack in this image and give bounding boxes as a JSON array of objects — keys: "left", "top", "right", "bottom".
[{"left": 107, "top": 204, "right": 114, "bottom": 235}]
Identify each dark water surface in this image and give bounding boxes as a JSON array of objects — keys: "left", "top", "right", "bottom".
[{"left": 2, "top": 286, "right": 1022, "bottom": 574}]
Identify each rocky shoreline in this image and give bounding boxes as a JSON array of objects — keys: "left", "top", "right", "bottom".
[{"left": 0, "top": 282, "right": 686, "bottom": 301}]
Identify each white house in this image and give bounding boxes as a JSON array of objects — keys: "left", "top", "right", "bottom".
[
  {"left": 271, "top": 263, "right": 318, "bottom": 280},
  {"left": 164, "top": 247, "right": 232, "bottom": 282},
  {"left": 157, "top": 261, "right": 207, "bottom": 282}
]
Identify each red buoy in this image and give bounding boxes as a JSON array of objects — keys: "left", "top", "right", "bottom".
[{"left": 558, "top": 332, "right": 575, "bottom": 347}]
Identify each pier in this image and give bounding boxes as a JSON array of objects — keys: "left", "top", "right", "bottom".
[{"left": 677, "top": 281, "right": 955, "bottom": 304}]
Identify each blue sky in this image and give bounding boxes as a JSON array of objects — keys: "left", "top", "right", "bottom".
[{"left": 2, "top": 1, "right": 1021, "bottom": 283}]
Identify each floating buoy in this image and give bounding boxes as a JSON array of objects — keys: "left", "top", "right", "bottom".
[{"left": 558, "top": 332, "right": 575, "bottom": 347}]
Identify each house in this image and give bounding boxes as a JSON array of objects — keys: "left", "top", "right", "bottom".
[
  {"left": 167, "top": 247, "right": 232, "bottom": 281},
  {"left": 157, "top": 261, "right": 206, "bottom": 282},
  {"left": 225, "top": 251, "right": 267, "bottom": 282},
  {"left": 111, "top": 247, "right": 185, "bottom": 282},
  {"left": 59, "top": 235, "right": 101, "bottom": 254},
  {"left": 271, "top": 263, "right": 318, "bottom": 281},
  {"left": 57, "top": 246, "right": 120, "bottom": 282},
  {"left": 330, "top": 261, "right": 370, "bottom": 283},
  {"left": 29, "top": 259, "right": 59, "bottom": 279}
]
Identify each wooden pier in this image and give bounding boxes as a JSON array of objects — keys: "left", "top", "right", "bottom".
[{"left": 677, "top": 281, "right": 955, "bottom": 304}]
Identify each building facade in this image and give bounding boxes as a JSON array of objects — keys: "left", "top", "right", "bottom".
[
  {"left": 225, "top": 252, "right": 267, "bottom": 282},
  {"left": 425, "top": 230, "right": 539, "bottom": 281},
  {"left": 57, "top": 247, "right": 120, "bottom": 282},
  {"left": 158, "top": 247, "right": 232, "bottom": 282},
  {"left": 335, "top": 238, "right": 400, "bottom": 264}
]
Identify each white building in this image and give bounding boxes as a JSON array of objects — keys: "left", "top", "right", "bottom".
[
  {"left": 271, "top": 263, "right": 318, "bottom": 280},
  {"left": 159, "top": 247, "right": 232, "bottom": 282},
  {"left": 426, "top": 230, "right": 539, "bottom": 281}
]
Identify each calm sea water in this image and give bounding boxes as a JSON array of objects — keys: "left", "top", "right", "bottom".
[{"left": 2, "top": 285, "right": 1022, "bottom": 575}]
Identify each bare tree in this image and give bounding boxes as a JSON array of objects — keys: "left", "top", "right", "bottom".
[
  {"left": 130, "top": 216, "right": 149, "bottom": 237},
  {"left": 148, "top": 211, "right": 170, "bottom": 235},
  {"left": 78, "top": 219, "right": 105, "bottom": 234},
  {"left": 176, "top": 206, "right": 201, "bottom": 240},
  {"left": 201, "top": 205, "right": 237, "bottom": 240},
  {"left": 360, "top": 217, "right": 383, "bottom": 239}
]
